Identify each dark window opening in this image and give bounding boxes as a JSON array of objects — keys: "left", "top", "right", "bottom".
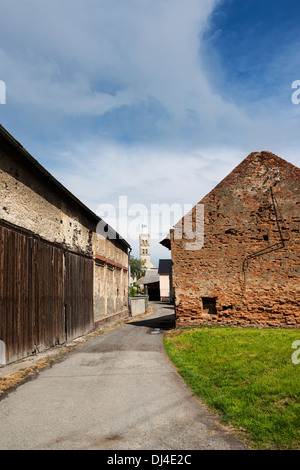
[
  {"left": 263, "top": 234, "right": 269, "bottom": 241},
  {"left": 202, "top": 297, "right": 217, "bottom": 315}
]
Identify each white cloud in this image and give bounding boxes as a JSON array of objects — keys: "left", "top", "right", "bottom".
[
  {"left": 1, "top": 0, "right": 299, "bottom": 264},
  {"left": 50, "top": 139, "right": 244, "bottom": 249},
  {"left": 53, "top": 140, "right": 242, "bottom": 207},
  {"left": 49, "top": 135, "right": 299, "bottom": 264},
  {"left": 2, "top": 0, "right": 299, "bottom": 155},
  {"left": 0, "top": 0, "right": 224, "bottom": 118}
]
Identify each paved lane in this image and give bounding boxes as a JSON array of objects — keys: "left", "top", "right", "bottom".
[{"left": 0, "top": 302, "right": 248, "bottom": 450}]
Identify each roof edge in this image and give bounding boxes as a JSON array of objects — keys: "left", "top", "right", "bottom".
[
  {"left": 0, "top": 124, "right": 131, "bottom": 251},
  {"left": 159, "top": 150, "right": 299, "bottom": 248}
]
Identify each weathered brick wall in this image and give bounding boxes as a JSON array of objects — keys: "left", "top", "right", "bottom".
[{"left": 170, "top": 151, "right": 300, "bottom": 328}]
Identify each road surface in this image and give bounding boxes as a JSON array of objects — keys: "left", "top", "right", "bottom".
[{"left": 0, "top": 302, "right": 248, "bottom": 450}]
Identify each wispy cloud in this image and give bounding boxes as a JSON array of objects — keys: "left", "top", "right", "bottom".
[
  {"left": 1, "top": 0, "right": 219, "bottom": 116},
  {"left": 49, "top": 138, "right": 246, "bottom": 262},
  {"left": 0, "top": 0, "right": 299, "bottom": 263}
]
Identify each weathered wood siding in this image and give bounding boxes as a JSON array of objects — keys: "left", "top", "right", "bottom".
[
  {"left": 0, "top": 221, "right": 94, "bottom": 364},
  {"left": 65, "top": 251, "right": 94, "bottom": 341}
]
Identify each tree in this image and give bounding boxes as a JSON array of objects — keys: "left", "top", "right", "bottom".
[{"left": 130, "top": 256, "right": 146, "bottom": 281}]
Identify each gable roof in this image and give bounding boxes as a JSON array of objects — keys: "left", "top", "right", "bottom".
[
  {"left": 160, "top": 150, "right": 300, "bottom": 250},
  {"left": 0, "top": 124, "right": 131, "bottom": 251},
  {"left": 137, "top": 269, "right": 159, "bottom": 285},
  {"left": 158, "top": 259, "right": 172, "bottom": 274},
  {"left": 197, "top": 151, "right": 299, "bottom": 205}
]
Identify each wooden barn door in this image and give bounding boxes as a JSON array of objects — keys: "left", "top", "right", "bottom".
[
  {"left": 0, "top": 224, "right": 34, "bottom": 364},
  {"left": 0, "top": 225, "right": 65, "bottom": 363},
  {"left": 0, "top": 221, "right": 94, "bottom": 364},
  {"left": 65, "top": 251, "right": 94, "bottom": 341},
  {"left": 32, "top": 239, "right": 65, "bottom": 352}
]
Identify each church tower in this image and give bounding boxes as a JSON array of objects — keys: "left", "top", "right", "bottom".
[{"left": 139, "top": 225, "right": 156, "bottom": 269}]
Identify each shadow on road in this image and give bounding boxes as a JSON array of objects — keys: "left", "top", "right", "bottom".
[{"left": 130, "top": 313, "right": 175, "bottom": 331}]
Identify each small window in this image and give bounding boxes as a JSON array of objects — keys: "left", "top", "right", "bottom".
[
  {"left": 202, "top": 297, "right": 217, "bottom": 315},
  {"left": 263, "top": 234, "right": 269, "bottom": 241}
]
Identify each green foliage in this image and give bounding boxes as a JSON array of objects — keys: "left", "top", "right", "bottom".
[
  {"left": 130, "top": 256, "right": 146, "bottom": 280},
  {"left": 130, "top": 286, "right": 137, "bottom": 297},
  {"left": 164, "top": 327, "right": 300, "bottom": 450}
]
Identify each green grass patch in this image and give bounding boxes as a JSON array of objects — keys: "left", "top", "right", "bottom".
[{"left": 164, "top": 326, "right": 300, "bottom": 449}]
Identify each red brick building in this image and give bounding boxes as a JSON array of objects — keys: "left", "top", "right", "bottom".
[{"left": 161, "top": 151, "right": 300, "bottom": 328}]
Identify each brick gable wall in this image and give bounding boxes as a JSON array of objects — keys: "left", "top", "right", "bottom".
[{"left": 170, "top": 151, "right": 300, "bottom": 328}]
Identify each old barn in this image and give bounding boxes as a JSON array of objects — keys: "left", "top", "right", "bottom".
[{"left": 0, "top": 125, "right": 131, "bottom": 364}]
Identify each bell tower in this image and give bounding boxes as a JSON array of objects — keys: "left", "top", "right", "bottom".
[{"left": 139, "top": 225, "right": 156, "bottom": 269}]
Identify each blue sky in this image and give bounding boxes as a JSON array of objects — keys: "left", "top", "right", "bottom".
[{"left": 0, "top": 0, "right": 299, "bottom": 264}]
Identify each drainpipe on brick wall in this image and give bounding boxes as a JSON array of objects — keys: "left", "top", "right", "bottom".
[{"left": 128, "top": 247, "right": 132, "bottom": 316}]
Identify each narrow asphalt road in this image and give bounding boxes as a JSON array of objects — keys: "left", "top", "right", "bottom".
[{"left": 0, "top": 302, "right": 248, "bottom": 450}]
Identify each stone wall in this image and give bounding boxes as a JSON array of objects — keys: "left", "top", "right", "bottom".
[
  {"left": 0, "top": 135, "right": 94, "bottom": 255},
  {"left": 93, "top": 253, "right": 129, "bottom": 326},
  {"left": 0, "top": 129, "right": 130, "bottom": 329},
  {"left": 170, "top": 151, "right": 300, "bottom": 328}
]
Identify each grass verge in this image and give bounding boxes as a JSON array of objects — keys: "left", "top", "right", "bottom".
[{"left": 164, "top": 326, "right": 300, "bottom": 450}]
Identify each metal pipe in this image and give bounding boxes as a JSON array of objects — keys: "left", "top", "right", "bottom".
[{"left": 128, "top": 246, "right": 132, "bottom": 316}]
